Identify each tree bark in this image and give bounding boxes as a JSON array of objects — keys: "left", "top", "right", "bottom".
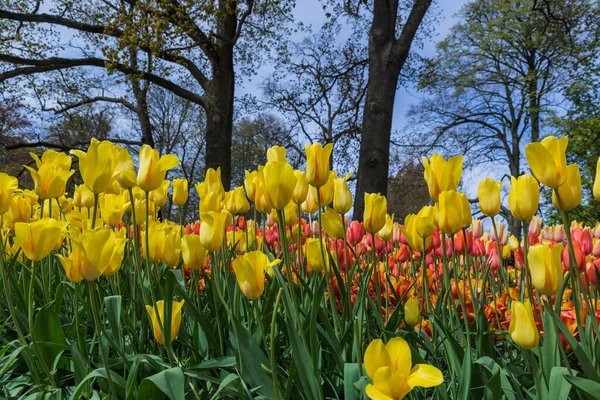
[{"left": 353, "top": 0, "right": 431, "bottom": 221}]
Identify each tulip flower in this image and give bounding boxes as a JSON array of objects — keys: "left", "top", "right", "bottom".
[
  {"left": 14, "top": 218, "right": 67, "bottom": 261},
  {"left": 594, "top": 158, "right": 600, "bottom": 201},
  {"left": 0, "top": 173, "right": 18, "bottom": 214},
  {"left": 528, "top": 243, "right": 564, "bottom": 296},
  {"left": 301, "top": 188, "right": 319, "bottom": 214},
  {"left": 333, "top": 173, "right": 352, "bottom": 215},
  {"left": 422, "top": 154, "right": 463, "bottom": 202},
  {"left": 525, "top": 135, "right": 568, "bottom": 189},
  {"left": 305, "top": 143, "right": 333, "bottom": 188},
  {"left": 305, "top": 238, "right": 329, "bottom": 272},
  {"left": 31, "top": 149, "right": 72, "bottom": 170},
  {"left": 181, "top": 234, "right": 208, "bottom": 269},
  {"left": 244, "top": 170, "right": 258, "bottom": 203},
  {"left": 552, "top": 164, "right": 582, "bottom": 212},
  {"left": 25, "top": 162, "right": 74, "bottom": 200},
  {"left": 233, "top": 251, "right": 280, "bottom": 299},
  {"left": 347, "top": 221, "right": 365, "bottom": 246},
  {"left": 99, "top": 193, "right": 131, "bottom": 227},
  {"left": 508, "top": 174, "right": 539, "bottom": 221},
  {"left": 263, "top": 160, "right": 296, "bottom": 209},
  {"left": 56, "top": 228, "right": 116, "bottom": 281},
  {"left": 199, "top": 211, "right": 228, "bottom": 251},
  {"left": 364, "top": 193, "right": 387, "bottom": 234},
  {"left": 73, "top": 184, "right": 95, "bottom": 208},
  {"left": 103, "top": 238, "right": 127, "bottom": 277},
  {"left": 364, "top": 337, "right": 443, "bottom": 400},
  {"left": 137, "top": 145, "right": 180, "bottom": 192},
  {"left": 377, "top": 213, "right": 394, "bottom": 241},
  {"left": 8, "top": 194, "right": 32, "bottom": 227},
  {"left": 150, "top": 180, "right": 170, "bottom": 208},
  {"left": 438, "top": 191, "right": 471, "bottom": 235},
  {"left": 478, "top": 178, "right": 502, "bottom": 217},
  {"left": 253, "top": 169, "right": 275, "bottom": 214},
  {"left": 402, "top": 208, "right": 435, "bottom": 252},
  {"left": 281, "top": 201, "right": 298, "bottom": 226},
  {"left": 321, "top": 207, "right": 345, "bottom": 240},
  {"left": 162, "top": 231, "right": 182, "bottom": 268},
  {"left": 70, "top": 139, "right": 118, "bottom": 194},
  {"left": 172, "top": 178, "right": 189, "bottom": 206},
  {"left": 267, "top": 146, "right": 287, "bottom": 163},
  {"left": 142, "top": 224, "right": 166, "bottom": 262},
  {"left": 508, "top": 300, "right": 539, "bottom": 349},
  {"left": 112, "top": 145, "right": 137, "bottom": 188},
  {"left": 146, "top": 300, "right": 185, "bottom": 344},
  {"left": 404, "top": 298, "right": 421, "bottom": 327},
  {"left": 291, "top": 170, "right": 309, "bottom": 205}
]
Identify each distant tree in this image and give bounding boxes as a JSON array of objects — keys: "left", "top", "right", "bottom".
[
  {"left": 387, "top": 162, "right": 430, "bottom": 220},
  {"left": 0, "top": 99, "right": 33, "bottom": 180}
]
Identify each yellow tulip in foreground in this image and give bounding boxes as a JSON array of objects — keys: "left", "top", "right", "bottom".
[
  {"left": 508, "top": 174, "right": 539, "bottom": 221},
  {"left": 73, "top": 184, "right": 95, "bottom": 208},
  {"left": 99, "top": 193, "right": 131, "bottom": 227},
  {"left": 508, "top": 300, "right": 539, "bottom": 350},
  {"left": 305, "top": 238, "right": 330, "bottom": 272},
  {"left": 8, "top": 194, "right": 32, "bottom": 227},
  {"left": 364, "top": 193, "right": 387, "bottom": 234},
  {"left": 181, "top": 234, "right": 208, "bottom": 269},
  {"left": 404, "top": 298, "right": 421, "bottom": 327},
  {"left": 70, "top": 139, "right": 117, "bottom": 194},
  {"left": 478, "top": 178, "right": 502, "bottom": 217},
  {"left": 291, "top": 170, "right": 309, "bottom": 205},
  {"left": 25, "top": 162, "right": 74, "bottom": 200},
  {"left": 56, "top": 228, "right": 116, "bottom": 281},
  {"left": 14, "top": 218, "right": 67, "bottom": 261},
  {"left": 150, "top": 180, "right": 170, "bottom": 208},
  {"left": 305, "top": 142, "right": 333, "bottom": 188},
  {"left": 137, "top": 145, "right": 180, "bottom": 192},
  {"left": 172, "top": 178, "right": 189, "bottom": 206},
  {"left": 103, "top": 239, "right": 127, "bottom": 277},
  {"left": 438, "top": 190, "right": 471, "bottom": 235},
  {"left": 31, "top": 149, "right": 72, "bottom": 170},
  {"left": 232, "top": 251, "right": 280, "bottom": 299},
  {"left": 113, "top": 145, "right": 137, "bottom": 188},
  {"left": 146, "top": 300, "right": 185, "bottom": 344},
  {"left": 199, "top": 211, "right": 229, "bottom": 251},
  {"left": 333, "top": 173, "right": 352, "bottom": 215},
  {"left": 525, "top": 135, "right": 568, "bottom": 189},
  {"left": 402, "top": 207, "right": 435, "bottom": 252},
  {"left": 267, "top": 146, "right": 287, "bottom": 163},
  {"left": 528, "top": 243, "right": 564, "bottom": 296},
  {"left": 364, "top": 337, "right": 443, "bottom": 400},
  {"left": 422, "top": 154, "right": 463, "bottom": 202},
  {"left": 0, "top": 172, "right": 18, "bottom": 214},
  {"left": 377, "top": 213, "right": 394, "bottom": 241},
  {"left": 263, "top": 160, "right": 296, "bottom": 209},
  {"left": 552, "top": 164, "right": 582, "bottom": 212},
  {"left": 321, "top": 207, "right": 345, "bottom": 240}
]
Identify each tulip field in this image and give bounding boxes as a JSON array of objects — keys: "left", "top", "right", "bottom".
[{"left": 1, "top": 136, "right": 600, "bottom": 400}]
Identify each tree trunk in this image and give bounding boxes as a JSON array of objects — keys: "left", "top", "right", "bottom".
[{"left": 128, "top": 48, "right": 154, "bottom": 146}]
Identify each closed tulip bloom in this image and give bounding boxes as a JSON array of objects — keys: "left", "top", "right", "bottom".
[
  {"left": 8, "top": 195, "right": 32, "bottom": 227},
  {"left": 422, "top": 154, "right": 464, "bottom": 202},
  {"left": 31, "top": 149, "right": 72, "bottom": 170},
  {"left": 73, "top": 184, "right": 95, "bottom": 208},
  {"left": 309, "top": 171, "right": 336, "bottom": 207},
  {"left": 333, "top": 172, "right": 352, "bottom": 215},
  {"left": 478, "top": 178, "right": 502, "bottom": 217},
  {"left": 305, "top": 143, "right": 333, "bottom": 188},
  {"left": 508, "top": 175, "right": 539, "bottom": 221},
  {"left": 199, "top": 211, "right": 228, "bottom": 251},
  {"left": 244, "top": 170, "right": 258, "bottom": 203},
  {"left": 291, "top": 170, "right": 309, "bottom": 205},
  {"left": 301, "top": 188, "right": 319, "bottom": 214},
  {"left": 137, "top": 145, "right": 180, "bottom": 192},
  {"left": 594, "top": 158, "right": 600, "bottom": 200},
  {"left": 25, "top": 162, "right": 74, "bottom": 199},
  {"left": 364, "top": 337, "right": 443, "bottom": 400},
  {"left": 508, "top": 300, "right": 539, "bottom": 349},
  {"left": 142, "top": 225, "right": 166, "bottom": 262},
  {"left": 113, "top": 145, "right": 137, "bottom": 188},
  {"left": 70, "top": 139, "right": 117, "bottom": 194},
  {"left": 305, "top": 238, "right": 330, "bottom": 272},
  {"left": 528, "top": 243, "right": 564, "bottom": 296},
  {"left": 263, "top": 161, "right": 297, "bottom": 209},
  {"left": 438, "top": 191, "right": 470, "bottom": 235},
  {"left": 146, "top": 300, "right": 185, "bottom": 344},
  {"left": 0, "top": 173, "right": 18, "bottom": 214},
  {"left": 377, "top": 214, "right": 394, "bottom": 241},
  {"left": 280, "top": 201, "right": 298, "bottom": 227},
  {"left": 233, "top": 251, "right": 280, "bottom": 299},
  {"left": 525, "top": 135, "right": 568, "bottom": 189},
  {"left": 321, "top": 207, "right": 345, "bottom": 239},
  {"left": 402, "top": 208, "right": 434, "bottom": 252},
  {"left": 404, "top": 297, "right": 421, "bottom": 327},
  {"left": 225, "top": 186, "right": 250, "bottom": 215},
  {"left": 172, "top": 178, "right": 188, "bottom": 206},
  {"left": 204, "top": 167, "right": 225, "bottom": 196},
  {"left": 181, "top": 234, "right": 208, "bottom": 269},
  {"left": 162, "top": 231, "right": 182, "bottom": 268},
  {"left": 552, "top": 164, "right": 582, "bottom": 212},
  {"left": 14, "top": 218, "right": 67, "bottom": 261},
  {"left": 267, "top": 146, "right": 287, "bottom": 163},
  {"left": 103, "top": 238, "right": 127, "bottom": 277},
  {"left": 99, "top": 193, "right": 131, "bottom": 227},
  {"left": 150, "top": 180, "right": 170, "bottom": 208},
  {"left": 364, "top": 193, "right": 387, "bottom": 234},
  {"left": 56, "top": 228, "right": 116, "bottom": 281}
]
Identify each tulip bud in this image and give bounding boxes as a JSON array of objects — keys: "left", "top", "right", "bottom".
[
  {"left": 525, "top": 135, "right": 568, "bottom": 189},
  {"left": 422, "top": 154, "right": 463, "bottom": 202},
  {"left": 321, "top": 208, "right": 345, "bottom": 240},
  {"left": 471, "top": 219, "right": 483, "bottom": 239},
  {"left": 347, "top": 221, "right": 365, "bottom": 246},
  {"left": 529, "top": 216, "right": 542, "bottom": 236},
  {"left": 478, "top": 178, "right": 502, "bottom": 217},
  {"left": 542, "top": 226, "right": 553, "bottom": 241},
  {"left": 508, "top": 236, "right": 520, "bottom": 251},
  {"left": 377, "top": 214, "right": 394, "bottom": 241},
  {"left": 363, "top": 193, "right": 387, "bottom": 234},
  {"left": 146, "top": 300, "right": 185, "bottom": 344},
  {"left": 438, "top": 190, "right": 471, "bottom": 235},
  {"left": 508, "top": 300, "right": 539, "bottom": 349},
  {"left": 333, "top": 173, "right": 352, "bottom": 215},
  {"left": 172, "top": 178, "right": 189, "bottom": 206},
  {"left": 552, "top": 164, "right": 582, "bottom": 212},
  {"left": 553, "top": 225, "right": 565, "bottom": 243},
  {"left": 305, "top": 143, "right": 333, "bottom": 188},
  {"left": 233, "top": 251, "right": 279, "bottom": 299},
  {"left": 594, "top": 157, "right": 600, "bottom": 201},
  {"left": 291, "top": 170, "right": 309, "bottom": 205},
  {"left": 305, "top": 238, "right": 329, "bottom": 272},
  {"left": 263, "top": 161, "right": 297, "bottom": 210},
  {"left": 267, "top": 146, "right": 287, "bottom": 163},
  {"left": 136, "top": 145, "right": 180, "bottom": 193},
  {"left": 508, "top": 174, "right": 539, "bottom": 221},
  {"left": 404, "top": 297, "right": 421, "bottom": 326},
  {"left": 528, "top": 243, "right": 563, "bottom": 296},
  {"left": 592, "top": 239, "right": 600, "bottom": 257}
]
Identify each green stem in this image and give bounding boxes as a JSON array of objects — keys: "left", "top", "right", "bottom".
[{"left": 270, "top": 289, "right": 283, "bottom": 400}]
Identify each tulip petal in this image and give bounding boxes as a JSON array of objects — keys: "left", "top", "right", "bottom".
[
  {"left": 364, "top": 339, "right": 392, "bottom": 380},
  {"left": 526, "top": 142, "right": 555, "bottom": 187},
  {"left": 365, "top": 384, "right": 395, "bottom": 400},
  {"left": 384, "top": 337, "right": 412, "bottom": 378},
  {"left": 407, "top": 364, "right": 444, "bottom": 389}
]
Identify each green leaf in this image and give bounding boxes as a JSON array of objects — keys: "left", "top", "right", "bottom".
[
  {"left": 547, "top": 367, "right": 572, "bottom": 399},
  {"left": 138, "top": 367, "right": 185, "bottom": 400},
  {"left": 33, "top": 307, "right": 68, "bottom": 374},
  {"left": 70, "top": 368, "right": 127, "bottom": 400},
  {"left": 104, "top": 295, "right": 122, "bottom": 345},
  {"left": 343, "top": 363, "right": 360, "bottom": 400},
  {"left": 564, "top": 375, "right": 600, "bottom": 399}
]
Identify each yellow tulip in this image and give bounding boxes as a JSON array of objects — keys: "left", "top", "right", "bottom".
[
  {"left": 525, "top": 135, "right": 568, "bottom": 189},
  {"left": 364, "top": 337, "right": 443, "bottom": 400},
  {"left": 594, "top": 158, "right": 600, "bottom": 200},
  {"left": 301, "top": 187, "right": 318, "bottom": 214},
  {"left": 305, "top": 238, "right": 329, "bottom": 272},
  {"left": 305, "top": 143, "right": 333, "bottom": 188},
  {"left": 8, "top": 194, "right": 31, "bottom": 227},
  {"left": 438, "top": 191, "right": 471, "bottom": 235},
  {"left": 199, "top": 211, "right": 228, "bottom": 251},
  {"left": 508, "top": 175, "right": 539, "bottom": 221},
  {"left": 404, "top": 297, "right": 421, "bottom": 327},
  {"left": 196, "top": 169, "right": 225, "bottom": 213},
  {"left": 203, "top": 167, "right": 225, "bottom": 197},
  {"left": 291, "top": 170, "right": 309, "bottom": 205},
  {"left": 99, "top": 193, "right": 131, "bottom": 227},
  {"left": 267, "top": 146, "right": 287, "bottom": 163},
  {"left": 422, "top": 154, "right": 463, "bottom": 202},
  {"left": 508, "top": 300, "right": 539, "bottom": 349},
  {"left": 137, "top": 145, "right": 180, "bottom": 192},
  {"left": 142, "top": 223, "right": 166, "bottom": 262},
  {"left": 377, "top": 214, "right": 394, "bottom": 241},
  {"left": 14, "top": 218, "right": 67, "bottom": 261},
  {"left": 55, "top": 228, "right": 115, "bottom": 281},
  {"left": 233, "top": 251, "right": 280, "bottom": 299},
  {"left": 278, "top": 201, "right": 298, "bottom": 227},
  {"left": 172, "top": 178, "right": 188, "bottom": 206},
  {"left": 30, "top": 149, "right": 72, "bottom": 170},
  {"left": 73, "top": 184, "right": 95, "bottom": 208},
  {"left": 146, "top": 300, "right": 185, "bottom": 344},
  {"left": 70, "top": 139, "right": 117, "bottom": 194},
  {"left": 113, "top": 145, "right": 137, "bottom": 188},
  {"left": 364, "top": 193, "right": 387, "bottom": 234},
  {"left": 103, "top": 238, "right": 127, "bottom": 277},
  {"left": 181, "top": 234, "right": 208, "bottom": 269},
  {"left": 244, "top": 170, "right": 258, "bottom": 203},
  {"left": 149, "top": 180, "right": 170, "bottom": 209},
  {"left": 528, "top": 243, "right": 564, "bottom": 296},
  {"left": 0, "top": 172, "right": 18, "bottom": 214},
  {"left": 321, "top": 207, "right": 345, "bottom": 240},
  {"left": 25, "top": 162, "right": 74, "bottom": 200},
  {"left": 263, "top": 161, "right": 296, "bottom": 210},
  {"left": 552, "top": 164, "right": 581, "bottom": 212},
  {"left": 333, "top": 172, "right": 352, "bottom": 215},
  {"left": 478, "top": 178, "right": 502, "bottom": 217},
  {"left": 225, "top": 187, "right": 250, "bottom": 215},
  {"left": 253, "top": 167, "right": 274, "bottom": 214},
  {"left": 402, "top": 207, "right": 434, "bottom": 252},
  {"left": 162, "top": 231, "right": 182, "bottom": 268}
]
